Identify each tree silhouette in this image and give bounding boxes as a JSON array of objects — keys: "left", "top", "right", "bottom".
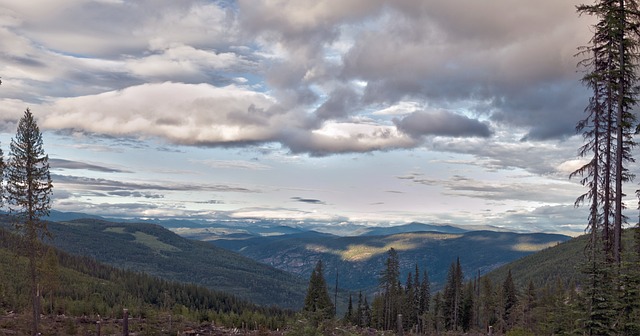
[
  {"left": 303, "top": 259, "right": 334, "bottom": 320},
  {"left": 4, "top": 108, "right": 53, "bottom": 335}
]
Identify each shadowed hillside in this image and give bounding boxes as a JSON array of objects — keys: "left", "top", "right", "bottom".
[{"left": 0, "top": 215, "right": 307, "bottom": 309}]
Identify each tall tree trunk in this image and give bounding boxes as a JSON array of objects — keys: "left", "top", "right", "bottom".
[
  {"left": 605, "top": 82, "right": 613, "bottom": 257},
  {"left": 615, "top": 0, "right": 626, "bottom": 265},
  {"left": 29, "top": 236, "right": 39, "bottom": 336}
]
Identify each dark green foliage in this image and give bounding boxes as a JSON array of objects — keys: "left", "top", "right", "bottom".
[
  {"left": 420, "top": 269, "right": 430, "bottom": 316},
  {"left": 3, "top": 217, "right": 308, "bottom": 309},
  {"left": 0, "top": 226, "right": 292, "bottom": 333},
  {"left": 303, "top": 260, "right": 334, "bottom": 321},
  {"left": 343, "top": 294, "right": 354, "bottom": 323},
  {"left": 443, "top": 258, "right": 463, "bottom": 331},
  {"left": 478, "top": 276, "right": 496, "bottom": 332},
  {"left": 432, "top": 291, "right": 444, "bottom": 333},
  {"left": 503, "top": 269, "right": 518, "bottom": 328},
  {"left": 4, "top": 108, "right": 53, "bottom": 335},
  {"left": 377, "top": 248, "right": 401, "bottom": 330},
  {"left": 460, "top": 281, "right": 474, "bottom": 332}
]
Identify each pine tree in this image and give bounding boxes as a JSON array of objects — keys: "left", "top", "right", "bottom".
[
  {"left": 355, "top": 291, "right": 363, "bottom": 326},
  {"left": 443, "top": 258, "right": 464, "bottom": 331},
  {"left": 479, "top": 276, "right": 497, "bottom": 332},
  {"left": 502, "top": 269, "right": 518, "bottom": 329},
  {"left": 4, "top": 108, "right": 53, "bottom": 335},
  {"left": 411, "top": 265, "right": 422, "bottom": 332},
  {"left": 401, "top": 271, "right": 412, "bottom": 330},
  {"left": 344, "top": 294, "right": 353, "bottom": 323},
  {"left": 577, "top": 0, "right": 640, "bottom": 265},
  {"left": 461, "top": 281, "right": 475, "bottom": 332},
  {"left": 303, "top": 260, "right": 334, "bottom": 321},
  {"left": 420, "top": 270, "right": 430, "bottom": 316},
  {"left": 523, "top": 280, "right": 537, "bottom": 331},
  {"left": 379, "top": 248, "right": 401, "bottom": 330},
  {"left": 362, "top": 295, "right": 371, "bottom": 327},
  {"left": 432, "top": 291, "right": 445, "bottom": 334}
]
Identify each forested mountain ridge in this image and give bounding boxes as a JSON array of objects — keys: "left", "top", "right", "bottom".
[
  {"left": 485, "top": 228, "right": 639, "bottom": 288},
  {"left": 0, "top": 226, "right": 292, "bottom": 334},
  {"left": 0, "top": 215, "right": 307, "bottom": 309},
  {"left": 212, "top": 229, "right": 570, "bottom": 294}
]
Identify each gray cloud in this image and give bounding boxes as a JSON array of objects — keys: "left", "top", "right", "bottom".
[
  {"left": 0, "top": 0, "right": 595, "bottom": 158},
  {"left": 398, "top": 173, "right": 582, "bottom": 204},
  {"left": 194, "top": 200, "right": 225, "bottom": 205},
  {"left": 52, "top": 174, "right": 258, "bottom": 193},
  {"left": 291, "top": 197, "right": 327, "bottom": 205},
  {"left": 394, "top": 110, "right": 492, "bottom": 138},
  {"left": 107, "top": 191, "right": 165, "bottom": 199},
  {"left": 313, "top": 86, "right": 361, "bottom": 122},
  {"left": 49, "top": 158, "right": 131, "bottom": 173}
]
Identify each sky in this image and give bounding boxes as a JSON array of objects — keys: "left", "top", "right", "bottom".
[{"left": 0, "top": 0, "right": 627, "bottom": 235}]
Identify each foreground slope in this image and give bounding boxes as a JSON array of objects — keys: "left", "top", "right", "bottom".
[
  {"left": 485, "top": 228, "right": 639, "bottom": 288},
  {"left": 212, "top": 230, "right": 570, "bottom": 293},
  {"left": 0, "top": 227, "right": 291, "bottom": 334},
  {"left": 0, "top": 215, "right": 307, "bottom": 309}
]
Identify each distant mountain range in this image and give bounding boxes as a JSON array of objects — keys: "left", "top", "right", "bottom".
[
  {"left": 211, "top": 229, "right": 570, "bottom": 294},
  {"left": 33, "top": 211, "right": 571, "bottom": 305},
  {"left": 43, "top": 210, "right": 505, "bottom": 237}
]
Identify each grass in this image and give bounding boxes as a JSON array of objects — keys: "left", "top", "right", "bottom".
[
  {"left": 132, "top": 231, "right": 182, "bottom": 253},
  {"left": 103, "top": 227, "right": 181, "bottom": 253}
]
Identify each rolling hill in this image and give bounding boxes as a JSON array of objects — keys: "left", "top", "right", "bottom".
[
  {"left": 484, "top": 228, "right": 640, "bottom": 289},
  {"left": 0, "top": 215, "right": 307, "bottom": 309},
  {"left": 0, "top": 226, "right": 292, "bottom": 334}
]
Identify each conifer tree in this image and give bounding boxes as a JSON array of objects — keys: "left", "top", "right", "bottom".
[
  {"left": 411, "top": 265, "right": 422, "bottom": 332},
  {"left": 355, "top": 291, "right": 363, "bottom": 326},
  {"left": 344, "top": 294, "right": 353, "bottom": 323},
  {"left": 523, "top": 280, "right": 537, "bottom": 331},
  {"left": 4, "top": 108, "right": 53, "bottom": 335},
  {"left": 419, "top": 270, "right": 430, "bottom": 315},
  {"left": 379, "top": 248, "right": 401, "bottom": 330},
  {"left": 577, "top": 0, "right": 640, "bottom": 265},
  {"left": 461, "top": 281, "right": 475, "bottom": 332},
  {"left": 479, "top": 276, "right": 497, "bottom": 332},
  {"left": 443, "top": 258, "right": 464, "bottom": 331},
  {"left": 404, "top": 272, "right": 416, "bottom": 329},
  {"left": 303, "top": 260, "right": 334, "bottom": 320},
  {"left": 502, "top": 269, "right": 518, "bottom": 328},
  {"left": 362, "top": 295, "right": 371, "bottom": 327},
  {"left": 575, "top": 1, "right": 640, "bottom": 333},
  {"left": 432, "top": 291, "right": 445, "bottom": 333}
]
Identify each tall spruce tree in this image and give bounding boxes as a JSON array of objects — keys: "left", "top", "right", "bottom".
[
  {"left": 379, "top": 248, "right": 401, "bottom": 330},
  {"left": 303, "top": 260, "right": 334, "bottom": 320},
  {"left": 344, "top": 294, "right": 353, "bottom": 323},
  {"left": 577, "top": 0, "right": 640, "bottom": 264},
  {"left": 443, "top": 258, "right": 464, "bottom": 331},
  {"left": 4, "top": 108, "right": 53, "bottom": 335},
  {"left": 502, "top": 269, "right": 518, "bottom": 328},
  {"left": 420, "top": 269, "right": 430, "bottom": 315}
]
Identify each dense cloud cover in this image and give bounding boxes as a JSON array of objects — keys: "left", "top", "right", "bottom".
[
  {"left": 0, "top": 0, "right": 610, "bottom": 233},
  {"left": 0, "top": 0, "right": 592, "bottom": 155}
]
